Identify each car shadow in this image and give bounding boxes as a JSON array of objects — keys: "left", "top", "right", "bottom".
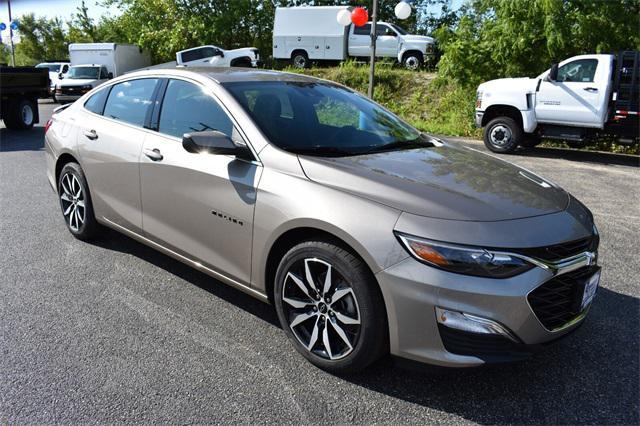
[
  {"left": 89, "top": 228, "right": 280, "bottom": 327},
  {"left": 0, "top": 127, "right": 46, "bottom": 152},
  {"left": 89, "top": 228, "right": 638, "bottom": 424}
]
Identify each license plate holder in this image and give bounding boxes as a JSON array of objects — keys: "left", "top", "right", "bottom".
[{"left": 580, "top": 269, "right": 601, "bottom": 311}]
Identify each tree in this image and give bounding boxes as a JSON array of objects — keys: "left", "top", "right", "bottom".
[
  {"left": 436, "top": 0, "right": 640, "bottom": 86},
  {"left": 13, "top": 14, "right": 68, "bottom": 64}
]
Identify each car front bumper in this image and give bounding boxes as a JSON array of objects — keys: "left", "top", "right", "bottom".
[
  {"left": 375, "top": 253, "right": 598, "bottom": 367},
  {"left": 475, "top": 110, "right": 484, "bottom": 128}
]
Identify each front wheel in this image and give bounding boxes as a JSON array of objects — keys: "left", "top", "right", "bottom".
[
  {"left": 291, "top": 52, "right": 309, "bottom": 69},
  {"left": 483, "top": 116, "right": 522, "bottom": 153},
  {"left": 402, "top": 52, "right": 423, "bottom": 70},
  {"left": 274, "top": 241, "right": 387, "bottom": 374}
]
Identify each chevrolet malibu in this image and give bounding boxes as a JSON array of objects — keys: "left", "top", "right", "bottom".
[{"left": 45, "top": 68, "right": 600, "bottom": 373}]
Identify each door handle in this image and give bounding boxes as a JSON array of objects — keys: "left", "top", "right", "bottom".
[
  {"left": 583, "top": 87, "right": 598, "bottom": 92},
  {"left": 143, "top": 148, "right": 163, "bottom": 161},
  {"left": 83, "top": 129, "right": 98, "bottom": 140}
]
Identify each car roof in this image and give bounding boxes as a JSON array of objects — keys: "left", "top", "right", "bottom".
[{"left": 129, "top": 66, "right": 324, "bottom": 84}]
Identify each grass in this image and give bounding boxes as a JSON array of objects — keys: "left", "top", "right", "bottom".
[{"left": 283, "top": 61, "right": 638, "bottom": 155}]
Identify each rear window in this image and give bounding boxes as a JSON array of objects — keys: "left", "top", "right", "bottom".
[
  {"left": 103, "top": 78, "right": 159, "bottom": 127},
  {"left": 84, "top": 87, "right": 110, "bottom": 115}
]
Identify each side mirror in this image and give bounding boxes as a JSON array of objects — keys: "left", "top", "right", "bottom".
[
  {"left": 547, "top": 63, "right": 559, "bottom": 82},
  {"left": 216, "top": 49, "right": 224, "bottom": 58},
  {"left": 182, "top": 130, "right": 251, "bottom": 159},
  {"left": 107, "top": 72, "right": 114, "bottom": 79},
  {"left": 58, "top": 72, "right": 64, "bottom": 79}
]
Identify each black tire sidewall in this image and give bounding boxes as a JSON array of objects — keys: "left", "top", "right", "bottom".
[
  {"left": 273, "top": 241, "right": 387, "bottom": 373},
  {"left": 58, "top": 162, "right": 99, "bottom": 240},
  {"left": 292, "top": 53, "right": 308, "bottom": 69},
  {"left": 483, "top": 117, "right": 522, "bottom": 153}
]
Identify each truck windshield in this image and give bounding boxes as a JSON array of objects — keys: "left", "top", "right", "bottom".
[
  {"left": 223, "top": 81, "right": 427, "bottom": 157},
  {"left": 36, "top": 63, "right": 61, "bottom": 72},
  {"left": 389, "top": 24, "right": 408, "bottom": 35},
  {"left": 67, "top": 67, "right": 100, "bottom": 79}
]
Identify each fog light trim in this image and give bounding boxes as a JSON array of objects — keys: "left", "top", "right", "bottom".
[{"left": 435, "top": 307, "right": 519, "bottom": 342}]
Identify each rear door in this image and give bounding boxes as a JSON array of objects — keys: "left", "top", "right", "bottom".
[
  {"left": 139, "top": 78, "right": 261, "bottom": 284},
  {"left": 536, "top": 57, "right": 607, "bottom": 127},
  {"left": 77, "top": 77, "right": 160, "bottom": 232}
]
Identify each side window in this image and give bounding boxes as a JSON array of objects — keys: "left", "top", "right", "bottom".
[
  {"left": 103, "top": 78, "right": 159, "bottom": 127},
  {"left": 100, "top": 67, "right": 109, "bottom": 79},
  {"left": 158, "top": 79, "right": 234, "bottom": 138},
  {"left": 84, "top": 87, "right": 110, "bottom": 115},
  {"left": 557, "top": 59, "right": 598, "bottom": 83},
  {"left": 376, "top": 25, "right": 393, "bottom": 36},
  {"left": 353, "top": 24, "right": 371, "bottom": 36},
  {"left": 180, "top": 47, "right": 217, "bottom": 63}
]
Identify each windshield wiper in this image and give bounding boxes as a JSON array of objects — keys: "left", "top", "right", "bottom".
[
  {"left": 364, "top": 137, "right": 435, "bottom": 154},
  {"left": 293, "top": 146, "right": 358, "bottom": 157}
]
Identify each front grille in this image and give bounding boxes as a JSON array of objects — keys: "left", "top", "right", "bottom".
[
  {"left": 438, "top": 325, "right": 535, "bottom": 362},
  {"left": 528, "top": 266, "right": 599, "bottom": 330},
  {"left": 60, "top": 86, "right": 84, "bottom": 95},
  {"left": 516, "top": 235, "right": 598, "bottom": 262}
]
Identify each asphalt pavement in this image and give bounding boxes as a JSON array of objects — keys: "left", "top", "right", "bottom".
[{"left": 1, "top": 100, "right": 638, "bottom": 424}]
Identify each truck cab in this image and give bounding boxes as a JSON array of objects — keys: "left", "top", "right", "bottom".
[
  {"left": 476, "top": 52, "right": 639, "bottom": 152},
  {"left": 35, "top": 61, "right": 70, "bottom": 99},
  {"left": 176, "top": 45, "right": 260, "bottom": 68},
  {"left": 55, "top": 64, "right": 112, "bottom": 103},
  {"left": 348, "top": 21, "right": 435, "bottom": 69}
]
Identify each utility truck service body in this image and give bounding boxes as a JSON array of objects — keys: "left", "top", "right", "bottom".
[
  {"left": 56, "top": 43, "right": 151, "bottom": 102},
  {"left": 273, "top": 6, "right": 435, "bottom": 70},
  {"left": 476, "top": 52, "right": 639, "bottom": 152}
]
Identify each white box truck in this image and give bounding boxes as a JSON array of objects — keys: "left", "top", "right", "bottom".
[
  {"left": 476, "top": 52, "right": 639, "bottom": 152},
  {"left": 273, "top": 6, "right": 435, "bottom": 70},
  {"left": 55, "top": 43, "right": 151, "bottom": 102}
]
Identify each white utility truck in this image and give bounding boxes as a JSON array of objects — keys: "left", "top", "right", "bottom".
[
  {"left": 176, "top": 45, "right": 260, "bottom": 68},
  {"left": 273, "top": 6, "right": 435, "bottom": 70},
  {"left": 476, "top": 52, "right": 639, "bottom": 152},
  {"left": 55, "top": 43, "right": 151, "bottom": 102},
  {"left": 35, "top": 61, "right": 69, "bottom": 100}
]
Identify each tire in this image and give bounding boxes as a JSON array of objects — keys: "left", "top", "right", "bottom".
[
  {"left": 291, "top": 51, "right": 309, "bottom": 69},
  {"left": 483, "top": 116, "right": 522, "bottom": 153},
  {"left": 231, "top": 59, "right": 252, "bottom": 68},
  {"left": 274, "top": 240, "right": 387, "bottom": 374},
  {"left": 58, "top": 162, "right": 101, "bottom": 241},
  {"left": 402, "top": 52, "right": 423, "bottom": 71},
  {"left": 4, "top": 99, "right": 36, "bottom": 130}
]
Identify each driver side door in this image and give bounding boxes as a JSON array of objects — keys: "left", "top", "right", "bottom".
[{"left": 139, "top": 78, "right": 262, "bottom": 285}]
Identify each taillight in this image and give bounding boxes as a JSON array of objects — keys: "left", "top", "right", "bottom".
[{"left": 44, "top": 118, "right": 53, "bottom": 134}]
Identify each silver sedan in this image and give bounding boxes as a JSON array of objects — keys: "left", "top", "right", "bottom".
[{"left": 45, "top": 68, "right": 600, "bottom": 373}]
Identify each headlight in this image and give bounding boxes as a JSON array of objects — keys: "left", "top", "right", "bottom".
[
  {"left": 82, "top": 85, "right": 93, "bottom": 90},
  {"left": 395, "top": 233, "right": 534, "bottom": 278}
]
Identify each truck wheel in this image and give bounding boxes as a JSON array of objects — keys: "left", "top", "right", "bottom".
[
  {"left": 484, "top": 117, "right": 522, "bottom": 153},
  {"left": 4, "top": 99, "right": 36, "bottom": 130},
  {"left": 402, "top": 52, "right": 423, "bottom": 70},
  {"left": 292, "top": 52, "right": 309, "bottom": 69}
]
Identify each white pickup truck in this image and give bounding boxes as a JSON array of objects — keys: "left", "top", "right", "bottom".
[
  {"left": 176, "top": 45, "right": 260, "bottom": 68},
  {"left": 475, "top": 52, "right": 639, "bottom": 152},
  {"left": 273, "top": 6, "right": 435, "bottom": 70}
]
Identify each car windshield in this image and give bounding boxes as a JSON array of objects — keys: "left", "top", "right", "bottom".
[
  {"left": 390, "top": 24, "right": 408, "bottom": 35},
  {"left": 67, "top": 66, "right": 100, "bottom": 79},
  {"left": 36, "top": 63, "right": 61, "bottom": 72},
  {"left": 223, "top": 81, "right": 427, "bottom": 157}
]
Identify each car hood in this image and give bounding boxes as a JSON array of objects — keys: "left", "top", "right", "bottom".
[
  {"left": 401, "top": 34, "right": 435, "bottom": 44},
  {"left": 478, "top": 77, "right": 537, "bottom": 93},
  {"left": 298, "top": 143, "right": 569, "bottom": 222}
]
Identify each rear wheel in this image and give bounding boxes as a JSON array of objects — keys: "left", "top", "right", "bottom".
[
  {"left": 274, "top": 241, "right": 387, "bottom": 373},
  {"left": 483, "top": 116, "right": 522, "bottom": 153},
  {"left": 58, "top": 162, "right": 101, "bottom": 241},
  {"left": 291, "top": 51, "right": 309, "bottom": 69},
  {"left": 4, "top": 99, "right": 36, "bottom": 130}
]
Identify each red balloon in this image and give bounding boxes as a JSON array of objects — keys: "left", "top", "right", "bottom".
[{"left": 351, "top": 7, "right": 368, "bottom": 27}]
